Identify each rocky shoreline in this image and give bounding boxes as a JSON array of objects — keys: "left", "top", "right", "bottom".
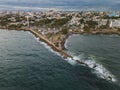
[
  {"left": 0, "top": 28, "right": 120, "bottom": 66},
  {"left": 29, "top": 30, "right": 71, "bottom": 58},
  {"left": 61, "top": 30, "right": 120, "bottom": 51},
  {"left": 0, "top": 28, "right": 88, "bottom": 65},
  {"left": 29, "top": 30, "right": 89, "bottom": 66}
]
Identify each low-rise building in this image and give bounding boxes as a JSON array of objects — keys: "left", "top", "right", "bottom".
[{"left": 110, "top": 20, "right": 120, "bottom": 27}]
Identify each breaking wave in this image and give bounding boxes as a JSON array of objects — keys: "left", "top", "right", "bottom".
[
  {"left": 70, "top": 53, "right": 116, "bottom": 82},
  {"left": 64, "top": 57, "right": 77, "bottom": 65},
  {"left": 34, "top": 36, "right": 116, "bottom": 82},
  {"left": 35, "top": 37, "right": 62, "bottom": 57}
]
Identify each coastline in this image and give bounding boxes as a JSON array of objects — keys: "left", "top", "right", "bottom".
[
  {"left": 0, "top": 28, "right": 88, "bottom": 66},
  {"left": 1, "top": 28, "right": 120, "bottom": 66},
  {"left": 29, "top": 30, "right": 71, "bottom": 58},
  {"left": 61, "top": 30, "right": 120, "bottom": 50},
  {"left": 29, "top": 29, "right": 120, "bottom": 68},
  {"left": 0, "top": 28, "right": 119, "bottom": 81},
  {"left": 29, "top": 30, "right": 88, "bottom": 66}
]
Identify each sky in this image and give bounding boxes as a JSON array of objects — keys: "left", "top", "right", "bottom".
[{"left": 0, "top": 0, "right": 120, "bottom": 11}]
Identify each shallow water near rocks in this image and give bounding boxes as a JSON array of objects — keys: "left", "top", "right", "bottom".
[
  {"left": 65, "top": 34, "right": 120, "bottom": 84},
  {"left": 0, "top": 30, "right": 120, "bottom": 90}
]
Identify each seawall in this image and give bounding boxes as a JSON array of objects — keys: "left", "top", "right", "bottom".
[
  {"left": 29, "top": 30, "right": 72, "bottom": 58},
  {"left": 29, "top": 30, "right": 88, "bottom": 66},
  {"left": 0, "top": 28, "right": 88, "bottom": 66}
]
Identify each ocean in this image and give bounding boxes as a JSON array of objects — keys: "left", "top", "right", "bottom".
[{"left": 0, "top": 30, "right": 120, "bottom": 90}]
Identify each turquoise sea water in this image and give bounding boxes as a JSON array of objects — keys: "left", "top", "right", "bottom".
[{"left": 0, "top": 30, "right": 120, "bottom": 90}]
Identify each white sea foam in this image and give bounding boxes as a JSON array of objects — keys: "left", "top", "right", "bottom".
[
  {"left": 73, "top": 56, "right": 81, "bottom": 60},
  {"left": 34, "top": 36, "right": 116, "bottom": 82},
  {"left": 34, "top": 36, "right": 78, "bottom": 65},
  {"left": 64, "top": 39, "right": 69, "bottom": 49},
  {"left": 91, "top": 63, "right": 116, "bottom": 82},
  {"left": 35, "top": 37, "right": 63, "bottom": 58},
  {"left": 65, "top": 57, "right": 77, "bottom": 65},
  {"left": 36, "top": 38, "right": 39, "bottom": 42},
  {"left": 40, "top": 41, "right": 61, "bottom": 57},
  {"left": 39, "top": 39, "right": 78, "bottom": 65},
  {"left": 72, "top": 55, "right": 116, "bottom": 82}
]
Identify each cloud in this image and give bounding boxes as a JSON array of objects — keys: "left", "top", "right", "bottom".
[
  {"left": 0, "top": 0, "right": 115, "bottom": 6},
  {"left": 0, "top": 0, "right": 120, "bottom": 11}
]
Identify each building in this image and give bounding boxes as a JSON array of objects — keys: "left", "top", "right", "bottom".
[{"left": 110, "top": 20, "right": 120, "bottom": 27}]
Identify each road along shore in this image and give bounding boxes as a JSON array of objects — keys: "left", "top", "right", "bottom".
[{"left": 29, "top": 29, "right": 88, "bottom": 66}]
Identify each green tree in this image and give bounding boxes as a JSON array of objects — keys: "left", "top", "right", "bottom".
[
  {"left": 51, "top": 18, "right": 70, "bottom": 28},
  {"left": 61, "top": 27, "right": 68, "bottom": 34},
  {"left": 83, "top": 25, "right": 90, "bottom": 32}
]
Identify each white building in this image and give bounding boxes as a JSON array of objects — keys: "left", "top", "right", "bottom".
[
  {"left": 110, "top": 20, "right": 120, "bottom": 27},
  {"left": 69, "top": 17, "right": 80, "bottom": 25}
]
